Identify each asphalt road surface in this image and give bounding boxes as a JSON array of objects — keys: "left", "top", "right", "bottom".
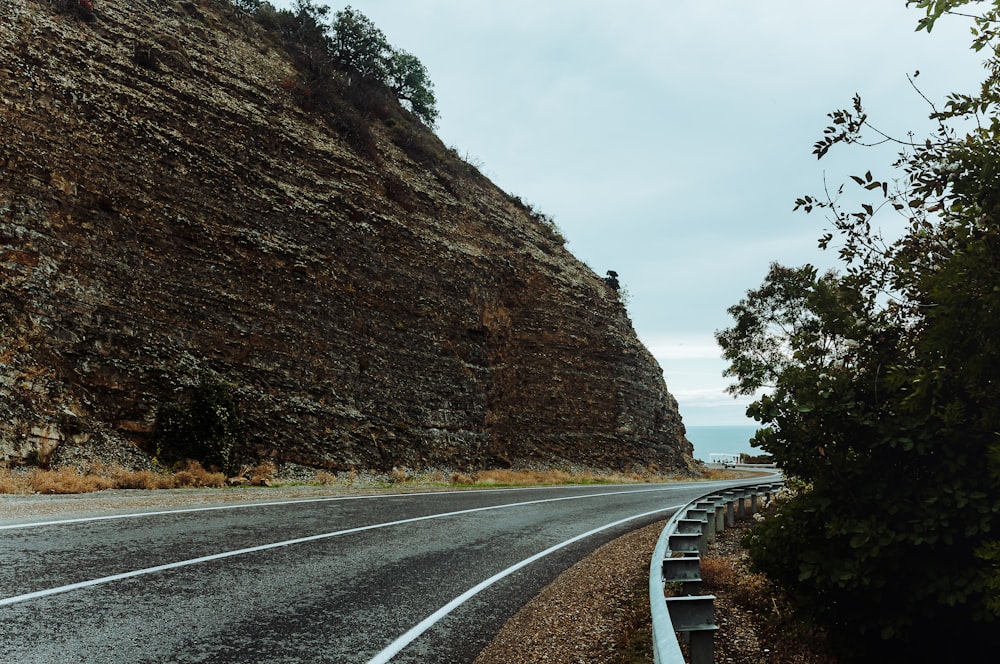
[{"left": 1, "top": 478, "right": 765, "bottom": 663}]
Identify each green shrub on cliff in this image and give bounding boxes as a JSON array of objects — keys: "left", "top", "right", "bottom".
[
  {"left": 235, "top": 1, "right": 438, "bottom": 126},
  {"left": 155, "top": 379, "right": 241, "bottom": 473}
]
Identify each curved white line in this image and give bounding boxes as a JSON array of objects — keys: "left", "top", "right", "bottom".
[
  {"left": 365, "top": 503, "right": 685, "bottom": 664},
  {"left": 0, "top": 487, "right": 678, "bottom": 607}
]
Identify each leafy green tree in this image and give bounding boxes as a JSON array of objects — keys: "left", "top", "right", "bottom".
[
  {"left": 387, "top": 49, "right": 439, "bottom": 126},
  {"left": 330, "top": 5, "right": 391, "bottom": 80},
  {"left": 329, "top": 6, "right": 438, "bottom": 126},
  {"left": 718, "top": 2, "right": 1000, "bottom": 659},
  {"left": 238, "top": 2, "right": 438, "bottom": 126},
  {"left": 231, "top": 0, "right": 263, "bottom": 13}
]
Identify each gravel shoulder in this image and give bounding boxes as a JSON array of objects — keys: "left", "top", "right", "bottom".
[
  {"left": 477, "top": 502, "right": 837, "bottom": 664},
  {"left": 476, "top": 519, "right": 664, "bottom": 664}
]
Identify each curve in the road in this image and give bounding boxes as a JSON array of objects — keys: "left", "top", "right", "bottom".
[
  {"left": 365, "top": 502, "right": 684, "bottom": 664},
  {"left": 1, "top": 486, "right": 678, "bottom": 608}
]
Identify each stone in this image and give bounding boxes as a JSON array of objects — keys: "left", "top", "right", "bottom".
[{"left": 0, "top": 0, "right": 694, "bottom": 473}]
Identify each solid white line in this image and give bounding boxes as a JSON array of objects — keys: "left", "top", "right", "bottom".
[
  {"left": 0, "top": 493, "right": 417, "bottom": 531},
  {"left": 0, "top": 487, "right": 678, "bottom": 607},
  {"left": 365, "top": 503, "right": 686, "bottom": 664},
  {"left": 0, "top": 483, "right": 681, "bottom": 531}
]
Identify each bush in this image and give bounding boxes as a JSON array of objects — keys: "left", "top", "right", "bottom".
[
  {"left": 155, "top": 379, "right": 241, "bottom": 472},
  {"left": 250, "top": 461, "right": 276, "bottom": 486},
  {"left": 172, "top": 460, "right": 226, "bottom": 488},
  {"left": 27, "top": 467, "right": 114, "bottom": 494}
]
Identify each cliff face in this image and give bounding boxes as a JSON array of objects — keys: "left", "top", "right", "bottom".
[{"left": 0, "top": 0, "right": 693, "bottom": 473}]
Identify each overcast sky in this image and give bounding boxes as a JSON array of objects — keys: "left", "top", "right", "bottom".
[{"left": 271, "top": 1, "right": 985, "bottom": 426}]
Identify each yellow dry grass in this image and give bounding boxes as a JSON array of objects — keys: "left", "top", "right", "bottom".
[
  {"left": 0, "top": 461, "right": 225, "bottom": 494},
  {"left": 0, "top": 460, "right": 745, "bottom": 495},
  {"left": 451, "top": 468, "right": 652, "bottom": 487}
]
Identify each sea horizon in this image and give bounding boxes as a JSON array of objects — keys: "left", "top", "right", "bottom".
[{"left": 684, "top": 424, "right": 762, "bottom": 461}]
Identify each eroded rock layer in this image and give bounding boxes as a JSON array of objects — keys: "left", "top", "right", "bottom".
[{"left": 0, "top": 0, "right": 692, "bottom": 472}]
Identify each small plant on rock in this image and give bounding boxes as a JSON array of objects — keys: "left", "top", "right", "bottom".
[{"left": 155, "top": 378, "right": 241, "bottom": 473}]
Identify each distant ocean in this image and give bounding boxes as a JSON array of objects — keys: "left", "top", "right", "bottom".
[{"left": 685, "top": 425, "right": 761, "bottom": 461}]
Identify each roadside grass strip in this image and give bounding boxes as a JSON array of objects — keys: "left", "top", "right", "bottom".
[
  {"left": 365, "top": 503, "right": 685, "bottom": 664},
  {"left": 0, "top": 487, "right": 680, "bottom": 607}
]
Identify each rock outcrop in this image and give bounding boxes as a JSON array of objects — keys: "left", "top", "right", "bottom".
[{"left": 0, "top": 0, "right": 693, "bottom": 473}]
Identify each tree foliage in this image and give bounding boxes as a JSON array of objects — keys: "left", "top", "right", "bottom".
[
  {"left": 718, "top": 3, "right": 1000, "bottom": 659},
  {"left": 329, "top": 6, "right": 440, "bottom": 125},
  {"left": 235, "top": 2, "right": 438, "bottom": 126},
  {"left": 329, "top": 5, "right": 390, "bottom": 80}
]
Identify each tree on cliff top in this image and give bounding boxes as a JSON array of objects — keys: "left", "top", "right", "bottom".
[
  {"left": 716, "top": 2, "right": 1000, "bottom": 660},
  {"left": 241, "top": 1, "right": 439, "bottom": 126},
  {"left": 329, "top": 5, "right": 439, "bottom": 125}
]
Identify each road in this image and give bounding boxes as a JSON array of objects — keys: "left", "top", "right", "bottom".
[{"left": 0, "top": 478, "right": 764, "bottom": 663}]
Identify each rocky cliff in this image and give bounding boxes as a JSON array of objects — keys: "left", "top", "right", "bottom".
[{"left": 0, "top": 0, "right": 693, "bottom": 473}]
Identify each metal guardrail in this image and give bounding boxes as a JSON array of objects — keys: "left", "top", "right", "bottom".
[{"left": 649, "top": 481, "right": 785, "bottom": 663}]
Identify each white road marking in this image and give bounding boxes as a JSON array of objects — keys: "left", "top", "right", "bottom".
[
  {"left": 365, "top": 503, "right": 685, "bottom": 664},
  {"left": 0, "top": 483, "right": 690, "bottom": 531},
  {"left": 0, "top": 487, "right": 680, "bottom": 607},
  {"left": 0, "top": 493, "right": 432, "bottom": 531}
]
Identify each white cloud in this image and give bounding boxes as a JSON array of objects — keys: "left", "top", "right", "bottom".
[
  {"left": 643, "top": 334, "right": 722, "bottom": 361},
  {"left": 671, "top": 387, "right": 743, "bottom": 407},
  {"left": 266, "top": 0, "right": 984, "bottom": 426}
]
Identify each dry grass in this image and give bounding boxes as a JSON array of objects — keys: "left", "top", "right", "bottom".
[
  {"left": 314, "top": 470, "right": 338, "bottom": 485},
  {"left": 0, "top": 460, "right": 226, "bottom": 494},
  {"left": 450, "top": 468, "right": 642, "bottom": 487},
  {"left": 699, "top": 467, "right": 744, "bottom": 481},
  {"left": 249, "top": 461, "right": 277, "bottom": 486},
  {"left": 698, "top": 521, "right": 838, "bottom": 664},
  {"left": 698, "top": 554, "right": 772, "bottom": 607},
  {"left": 22, "top": 467, "right": 116, "bottom": 494},
  {"left": 0, "top": 472, "right": 22, "bottom": 494},
  {"left": 450, "top": 472, "right": 475, "bottom": 485},
  {"left": 171, "top": 461, "right": 227, "bottom": 488},
  {"left": 0, "top": 462, "right": 748, "bottom": 495},
  {"left": 106, "top": 468, "right": 176, "bottom": 490}
]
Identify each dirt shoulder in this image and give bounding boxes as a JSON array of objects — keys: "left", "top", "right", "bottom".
[{"left": 477, "top": 506, "right": 836, "bottom": 664}]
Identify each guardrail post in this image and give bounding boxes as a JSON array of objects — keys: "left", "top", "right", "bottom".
[
  {"left": 695, "top": 501, "right": 717, "bottom": 543},
  {"left": 708, "top": 495, "right": 725, "bottom": 533},
  {"left": 687, "top": 506, "right": 715, "bottom": 555},
  {"left": 666, "top": 595, "right": 717, "bottom": 664},
  {"left": 683, "top": 509, "right": 710, "bottom": 555},
  {"left": 736, "top": 490, "right": 747, "bottom": 521},
  {"left": 685, "top": 508, "right": 709, "bottom": 522},
  {"left": 723, "top": 491, "right": 736, "bottom": 528},
  {"left": 762, "top": 483, "right": 777, "bottom": 508},
  {"left": 676, "top": 518, "right": 704, "bottom": 535},
  {"left": 668, "top": 532, "right": 702, "bottom": 556},
  {"left": 662, "top": 555, "right": 701, "bottom": 595}
]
